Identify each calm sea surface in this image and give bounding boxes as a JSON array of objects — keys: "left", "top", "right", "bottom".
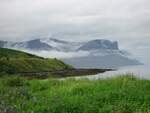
[
  {"left": 67, "top": 51, "right": 150, "bottom": 80},
  {"left": 86, "top": 64, "right": 150, "bottom": 80}
]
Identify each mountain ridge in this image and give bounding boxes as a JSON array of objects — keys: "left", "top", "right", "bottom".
[
  {"left": 0, "top": 38, "right": 119, "bottom": 51},
  {"left": 78, "top": 39, "right": 119, "bottom": 51},
  {"left": 0, "top": 38, "right": 142, "bottom": 68}
]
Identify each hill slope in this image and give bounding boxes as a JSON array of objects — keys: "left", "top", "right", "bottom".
[
  {"left": 0, "top": 48, "right": 72, "bottom": 74},
  {"left": 0, "top": 48, "right": 41, "bottom": 59}
]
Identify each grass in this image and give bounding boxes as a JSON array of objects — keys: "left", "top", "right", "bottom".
[
  {"left": 0, "top": 58, "right": 71, "bottom": 73},
  {"left": 0, "top": 48, "right": 40, "bottom": 59},
  {"left": 0, "top": 48, "right": 72, "bottom": 74},
  {"left": 0, "top": 74, "right": 150, "bottom": 113}
]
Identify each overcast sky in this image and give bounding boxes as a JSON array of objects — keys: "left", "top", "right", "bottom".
[{"left": 0, "top": 0, "right": 150, "bottom": 53}]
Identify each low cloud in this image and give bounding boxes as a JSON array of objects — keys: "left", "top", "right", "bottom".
[
  {"left": 24, "top": 50, "right": 90, "bottom": 59},
  {"left": 0, "top": 0, "right": 150, "bottom": 59}
]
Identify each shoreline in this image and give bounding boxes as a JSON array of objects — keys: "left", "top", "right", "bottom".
[{"left": 20, "top": 68, "right": 113, "bottom": 79}]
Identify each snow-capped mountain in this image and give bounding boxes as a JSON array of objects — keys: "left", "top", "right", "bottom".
[{"left": 0, "top": 38, "right": 142, "bottom": 68}]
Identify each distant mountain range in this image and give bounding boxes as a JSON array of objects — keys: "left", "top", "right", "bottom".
[
  {"left": 0, "top": 38, "right": 142, "bottom": 68},
  {"left": 0, "top": 39, "right": 53, "bottom": 51},
  {"left": 0, "top": 38, "right": 119, "bottom": 51}
]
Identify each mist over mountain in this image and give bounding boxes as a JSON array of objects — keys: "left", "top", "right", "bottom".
[
  {"left": 63, "top": 54, "right": 140, "bottom": 68},
  {"left": 2, "top": 39, "right": 54, "bottom": 51},
  {"left": 1, "top": 38, "right": 119, "bottom": 51},
  {"left": 0, "top": 38, "right": 141, "bottom": 68},
  {"left": 0, "top": 41, "right": 7, "bottom": 48},
  {"left": 78, "top": 40, "right": 119, "bottom": 51}
]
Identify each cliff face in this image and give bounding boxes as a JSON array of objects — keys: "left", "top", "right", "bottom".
[{"left": 78, "top": 40, "right": 119, "bottom": 51}]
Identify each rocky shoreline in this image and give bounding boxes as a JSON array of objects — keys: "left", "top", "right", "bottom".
[{"left": 20, "top": 68, "right": 113, "bottom": 79}]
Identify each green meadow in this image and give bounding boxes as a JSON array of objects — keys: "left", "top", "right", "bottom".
[
  {"left": 0, "top": 75, "right": 150, "bottom": 113},
  {"left": 0, "top": 48, "right": 150, "bottom": 113}
]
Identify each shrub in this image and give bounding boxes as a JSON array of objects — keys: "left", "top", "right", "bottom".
[{"left": 3, "top": 76, "right": 27, "bottom": 87}]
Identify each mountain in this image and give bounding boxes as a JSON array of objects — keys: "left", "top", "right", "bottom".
[
  {"left": 0, "top": 41, "right": 7, "bottom": 48},
  {"left": 0, "top": 38, "right": 142, "bottom": 68},
  {"left": 63, "top": 54, "right": 141, "bottom": 68},
  {"left": 21, "top": 39, "right": 53, "bottom": 50},
  {"left": 78, "top": 39, "right": 119, "bottom": 51},
  {"left": 40, "top": 38, "right": 81, "bottom": 51},
  {"left": 0, "top": 38, "right": 119, "bottom": 52},
  {"left": 1, "top": 38, "right": 82, "bottom": 51},
  {"left": 0, "top": 48, "right": 72, "bottom": 74},
  {"left": 2, "top": 39, "right": 53, "bottom": 51}
]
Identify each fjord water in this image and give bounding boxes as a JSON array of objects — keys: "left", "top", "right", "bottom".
[
  {"left": 74, "top": 48, "right": 150, "bottom": 80},
  {"left": 93, "top": 49, "right": 150, "bottom": 79},
  {"left": 89, "top": 64, "right": 150, "bottom": 80}
]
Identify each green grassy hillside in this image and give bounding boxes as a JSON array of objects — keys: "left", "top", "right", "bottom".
[
  {"left": 0, "top": 48, "right": 72, "bottom": 74},
  {"left": 0, "top": 48, "right": 40, "bottom": 59},
  {"left": 0, "top": 75, "right": 150, "bottom": 113}
]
